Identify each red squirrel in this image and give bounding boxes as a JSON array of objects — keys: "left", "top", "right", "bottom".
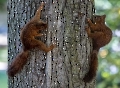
[
  {"left": 8, "top": 2, "right": 55, "bottom": 77},
  {"left": 83, "top": 15, "right": 112, "bottom": 82}
]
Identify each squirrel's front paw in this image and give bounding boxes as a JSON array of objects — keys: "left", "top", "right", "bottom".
[
  {"left": 87, "top": 18, "right": 90, "bottom": 21},
  {"left": 85, "top": 26, "right": 89, "bottom": 31},
  {"left": 50, "top": 44, "right": 56, "bottom": 49},
  {"left": 86, "top": 18, "right": 90, "bottom": 22}
]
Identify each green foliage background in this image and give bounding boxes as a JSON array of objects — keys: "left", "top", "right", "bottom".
[
  {"left": 0, "top": 0, "right": 6, "bottom": 10},
  {"left": 0, "top": 0, "right": 120, "bottom": 88}
]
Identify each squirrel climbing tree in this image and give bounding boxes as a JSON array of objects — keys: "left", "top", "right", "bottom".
[
  {"left": 83, "top": 15, "right": 112, "bottom": 82},
  {"left": 8, "top": 2, "right": 55, "bottom": 77}
]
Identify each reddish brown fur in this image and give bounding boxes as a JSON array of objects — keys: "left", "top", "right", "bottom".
[
  {"left": 83, "top": 15, "right": 112, "bottom": 82},
  {"left": 8, "top": 3, "right": 55, "bottom": 77}
]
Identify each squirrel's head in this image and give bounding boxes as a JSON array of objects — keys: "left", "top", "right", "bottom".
[
  {"left": 25, "top": 20, "right": 47, "bottom": 31},
  {"left": 94, "top": 15, "right": 106, "bottom": 24},
  {"left": 35, "top": 21, "right": 48, "bottom": 30}
]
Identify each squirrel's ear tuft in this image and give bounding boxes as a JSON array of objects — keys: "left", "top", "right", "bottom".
[{"left": 102, "top": 15, "right": 106, "bottom": 18}]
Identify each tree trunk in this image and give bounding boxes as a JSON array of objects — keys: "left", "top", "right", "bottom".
[{"left": 8, "top": 0, "right": 95, "bottom": 88}]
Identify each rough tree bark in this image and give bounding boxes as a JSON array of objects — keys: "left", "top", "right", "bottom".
[{"left": 8, "top": 0, "right": 95, "bottom": 88}]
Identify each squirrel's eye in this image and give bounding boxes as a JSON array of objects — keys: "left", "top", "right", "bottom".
[{"left": 41, "top": 26, "right": 44, "bottom": 29}]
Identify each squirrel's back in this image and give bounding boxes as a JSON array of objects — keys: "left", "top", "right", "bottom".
[{"left": 93, "top": 25, "right": 112, "bottom": 49}]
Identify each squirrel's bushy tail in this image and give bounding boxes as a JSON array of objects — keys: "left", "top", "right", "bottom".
[
  {"left": 83, "top": 50, "right": 98, "bottom": 82},
  {"left": 8, "top": 50, "right": 29, "bottom": 77}
]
